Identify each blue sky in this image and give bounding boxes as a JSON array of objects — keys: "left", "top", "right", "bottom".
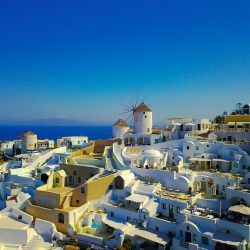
[{"left": 0, "top": 0, "right": 249, "bottom": 125}]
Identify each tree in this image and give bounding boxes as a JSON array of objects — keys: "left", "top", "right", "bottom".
[
  {"left": 213, "top": 115, "right": 224, "bottom": 124},
  {"left": 236, "top": 102, "right": 242, "bottom": 110}
]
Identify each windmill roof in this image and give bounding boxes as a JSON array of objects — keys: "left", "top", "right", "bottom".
[
  {"left": 113, "top": 119, "right": 129, "bottom": 127},
  {"left": 23, "top": 131, "right": 36, "bottom": 136},
  {"left": 135, "top": 102, "right": 151, "bottom": 112}
]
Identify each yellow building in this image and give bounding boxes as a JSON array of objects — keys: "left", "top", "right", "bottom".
[
  {"left": 225, "top": 115, "right": 250, "bottom": 128},
  {"left": 26, "top": 167, "right": 115, "bottom": 234},
  {"left": 26, "top": 139, "right": 121, "bottom": 234}
]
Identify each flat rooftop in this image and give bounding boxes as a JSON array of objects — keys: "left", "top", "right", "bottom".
[
  {"left": 0, "top": 216, "right": 29, "bottom": 230},
  {"left": 47, "top": 186, "right": 74, "bottom": 194}
]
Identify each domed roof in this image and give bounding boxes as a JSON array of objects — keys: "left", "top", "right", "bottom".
[
  {"left": 113, "top": 119, "right": 129, "bottom": 127},
  {"left": 135, "top": 102, "right": 151, "bottom": 112},
  {"left": 23, "top": 131, "right": 36, "bottom": 136},
  {"left": 143, "top": 149, "right": 162, "bottom": 157}
]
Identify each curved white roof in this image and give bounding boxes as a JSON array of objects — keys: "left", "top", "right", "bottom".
[
  {"left": 143, "top": 149, "right": 162, "bottom": 158},
  {"left": 184, "top": 122, "right": 195, "bottom": 126},
  {"left": 172, "top": 122, "right": 181, "bottom": 126}
]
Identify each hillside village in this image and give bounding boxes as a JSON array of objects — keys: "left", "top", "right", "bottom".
[{"left": 0, "top": 102, "right": 250, "bottom": 250}]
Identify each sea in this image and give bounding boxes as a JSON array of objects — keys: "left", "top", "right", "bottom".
[{"left": 0, "top": 125, "right": 112, "bottom": 141}]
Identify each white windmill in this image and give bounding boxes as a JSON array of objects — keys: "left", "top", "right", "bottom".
[{"left": 121, "top": 98, "right": 152, "bottom": 135}]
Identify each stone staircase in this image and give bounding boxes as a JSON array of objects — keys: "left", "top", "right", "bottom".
[
  {"left": 22, "top": 229, "right": 52, "bottom": 250},
  {"left": 105, "top": 148, "right": 117, "bottom": 171}
]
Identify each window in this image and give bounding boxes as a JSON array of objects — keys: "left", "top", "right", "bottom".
[
  {"left": 76, "top": 200, "right": 79, "bottom": 204},
  {"left": 186, "top": 146, "right": 190, "bottom": 150},
  {"left": 230, "top": 151, "right": 234, "bottom": 156},
  {"left": 18, "top": 215, "right": 22, "bottom": 220},
  {"left": 155, "top": 226, "right": 159, "bottom": 231},
  {"left": 81, "top": 187, "right": 85, "bottom": 193},
  {"left": 144, "top": 214, "right": 147, "bottom": 219},
  {"left": 145, "top": 116, "right": 147, "bottom": 118},
  {"left": 55, "top": 177, "right": 59, "bottom": 183},
  {"left": 127, "top": 216, "right": 130, "bottom": 222},
  {"left": 226, "top": 230, "right": 230, "bottom": 234},
  {"left": 186, "top": 226, "right": 190, "bottom": 231},
  {"left": 176, "top": 206, "right": 181, "bottom": 214},
  {"left": 196, "top": 146, "right": 199, "bottom": 150},
  {"left": 58, "top": 213, "right": 64, "bottom": 224},
  {"left": 162, "top": 203, "right": 166, "bottom": 210},
  {"left": 248, "top": 178, "right": 250, "bottom": 184},
  {"left": 78, "top": 177, "right": 81, "bottom": 183},
  {"left": 202, "top": 236, "right": 209, "bottom": 245},
  {"left": 73, "top": 171, "right": 76, "bottom": 176},
  {"left": 222, "top": 185, "right": 225, "bottom": 191},
  {"left": 110, "top": 211, "right": 114, "bottom": 217}
]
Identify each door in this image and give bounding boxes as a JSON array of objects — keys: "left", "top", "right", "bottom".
[
  {"left": 169, "top": 204, "right": 174, "bottom": 219},
  {"left": 185, "top": 231, "right": 191, "bottom": 243}
]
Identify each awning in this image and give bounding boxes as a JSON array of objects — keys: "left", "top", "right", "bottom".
[
  {"left": 227, "top": 122, "right": 250, "bottom": 126},
  {"left": 213, "top": 232, "right": 242, "bottom": 246},
  {"left": 184, "top": 123, "right": 195, "bottom": 126},
  {"left": 125, "top": 194, "right": 149, "bottom": 203},
  {"left": 102, "top": 219, "right": 128, "bottom": 230},
  {"left": 189, "top": 158, "right": 211, "bottom": 162},
  {"left": 126, "top": 227, "right": 169, "bottom": 245},
  {"left": 212, "top": 159, "right": 231, "bottom": 163},
  {"left": 229, "top": 205, "right": 250, "bottom": 216}
]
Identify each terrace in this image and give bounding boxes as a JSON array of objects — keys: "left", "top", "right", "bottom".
[
  {"left": 74, "top": 155, "right": 105, "bottom": 168},
  {"left": 154, "top": 187, "right": 191, "bottom": 202},
  {"left": 182, "top": 205, "right": 219, "bottom": 219},
  {"left": 221, "top": 205, "right": 250, "bottom": 225}
]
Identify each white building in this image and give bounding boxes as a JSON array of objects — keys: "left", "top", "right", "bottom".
[
  {"left": 37, "top": 139, "right": 54, "bottom": 150},
  {"left": 166, "top": 118, "right": 211, "bottom": 140},
  {"left": 0, "top": 141, "right": 15, "bottom": 155},
  {"left": 21, "top": 131, "right": 38, "bottom": 154},
  {"left": 0, "top": 208, "right": 57, "bottom": 249},
  {"left": 118, "top": 102, "right": 163, "bottom": 146},
  {"left": 57, "top": 136, "right": 89, "bottom": 148},
  {"left": 133, "top": 102, "right": 152, "bottom": 134},
  {"left": 112, "top": 119, "right": 129, "bottom": 139}
]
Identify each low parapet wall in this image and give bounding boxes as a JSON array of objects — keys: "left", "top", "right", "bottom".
[{"left": 77, "top": 233, "right": 103, "bottom": 246}]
